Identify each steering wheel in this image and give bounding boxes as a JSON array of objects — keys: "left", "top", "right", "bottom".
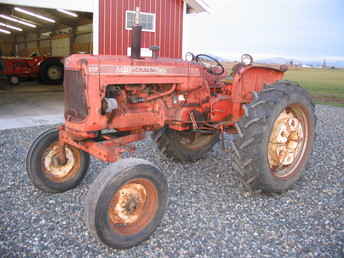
[{"left": 195, "top": 54, "right": 225, "bottom": 75}]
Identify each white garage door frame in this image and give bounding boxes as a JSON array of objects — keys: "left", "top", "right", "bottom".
[{"left": 0, "top": 0, "right": 100, "bottom": 54}]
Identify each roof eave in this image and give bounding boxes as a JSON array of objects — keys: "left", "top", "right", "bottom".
[{"left": 186, "top": 0, "right": 210, "bottom": 14}]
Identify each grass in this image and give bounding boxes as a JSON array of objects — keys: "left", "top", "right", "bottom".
[{"left": 284, "top": 68, "right": 344, "bottom": 107}]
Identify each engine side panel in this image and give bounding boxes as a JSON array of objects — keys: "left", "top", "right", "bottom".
[{"left": 63, "top": 54, "right": 209, "bottom": 133}]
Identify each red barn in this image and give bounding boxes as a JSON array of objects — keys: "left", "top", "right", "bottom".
[
  {"left": 98, "top": 0, "right": 208, "bottom": 58},
  {"left": 0, "top": 0, "right": 208, "bottom": 58}
]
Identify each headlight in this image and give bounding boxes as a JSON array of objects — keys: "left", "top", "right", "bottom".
[{"left": 241, "top": 54, "right": 254, "bottom": 66}]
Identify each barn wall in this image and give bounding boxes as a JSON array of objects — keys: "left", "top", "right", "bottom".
[
  {"left": 0, "top": 39, "right": 14, "bottom": 56},
  {"left": 74, "top": 34, "right": 92, "bottom": 53},
  {"left": 52, "top": 36, "right": 70, "bottom": 57},
  {"left": 74, "top": 24, "right": 93, "bottom": 53},
  {"left": 39, "top": 39, "right": 51, "bottom": 56},
  {"left": 99, "top": 0, "right": 184, "bottom": 58},
  {"left": 13, "top": 24, "right": 93, "bottom": 57},
  {"left": 27, "top": 33, "right": 38, "bottom": 54}
]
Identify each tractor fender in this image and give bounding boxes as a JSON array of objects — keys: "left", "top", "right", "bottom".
[
  {"left": 232, "top": 65, "right": 287, "bottom": 99},
  {"left": 234, "top": 64, "right": 288, "bottom": 77}
]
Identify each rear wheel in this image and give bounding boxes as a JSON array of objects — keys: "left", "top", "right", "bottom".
[
  {"left": 231, "top": 81, "right": 316, "bottom": 193},
  {"left": 85, "top": 158, "right": 168, "bottom": 249},
  {"left": 153, "top": 128, "right": 219, "bottom": 162},
  {"left": 26, "top": 128, "right": 90, "bottom": 193},
  {"left": 40, "top": 59, "right": 63, "bottom": 84}
]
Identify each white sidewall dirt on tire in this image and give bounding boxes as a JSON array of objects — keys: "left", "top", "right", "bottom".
[{"left": 26, "top": 128, "right": 90, "bottom": 193}]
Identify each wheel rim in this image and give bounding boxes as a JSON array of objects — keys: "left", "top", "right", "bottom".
[
  {"left": 177, "top": 131, "right": 215, "bottom": 150},
  {"left": 47, "top": 65, "right": 62, "bottom": 80},
  {"left": 108, "top": 178, "right": 158, "bottom": 235},
  {"left": 41, "top": 142, "right": 81, "bottom": 182},
  {"left": 10, "top": 76, "right": 19, "bottom": 84},
  {"left": 268, "top": 104, "right": 309, "bottom": 178}
]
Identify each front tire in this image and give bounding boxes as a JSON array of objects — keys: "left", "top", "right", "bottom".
[
  {"left": 85, "top": 158, "right": 168, "bottom": 249},
  {"left": 8, "top": 75, "right": 20, "bottom": 86},
  {"left": 26, "top": 128, "right": 90, "bottom": 193},
  {"left": 153, "top": 128, "right": 219, "bottom": 162},
  {"left": 231, "top": 81, "right": 316, "bottom": 193}
]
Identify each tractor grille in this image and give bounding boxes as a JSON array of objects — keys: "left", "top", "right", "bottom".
[{"left": 63, "top": 70, "right": 88, "bottom": 121}]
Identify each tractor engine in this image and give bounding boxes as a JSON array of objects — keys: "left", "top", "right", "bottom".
[{"left": 63, "top": 54, "right": 227, "bottom": 136}]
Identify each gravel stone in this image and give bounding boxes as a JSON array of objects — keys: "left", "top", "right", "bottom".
[{"left": 0, "top": 105, "right": 343, "bottom": 257}]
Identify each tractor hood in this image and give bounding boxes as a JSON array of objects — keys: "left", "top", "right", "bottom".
[{"left": 64, "top": 54, "right": 202, "bottom": 78}]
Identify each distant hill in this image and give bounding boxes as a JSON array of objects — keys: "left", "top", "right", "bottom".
[
  {"left": 198, "top": 53, "right": 344, "bottom": 68},
  {"left": 256, "top": 57, "right": 344, "bottom": 68},
  {"left": 329, "top": 60, "right": 344, "bottom": 68},
  {"left": 257, "top": 57, "right": 297, "bottom": 65}
]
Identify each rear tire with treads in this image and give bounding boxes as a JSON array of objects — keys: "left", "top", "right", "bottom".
[{"left": 231, "top": 81, "right": 316, "bottom": 193}]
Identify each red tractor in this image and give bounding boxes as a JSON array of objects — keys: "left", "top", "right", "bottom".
[
  {"left": 26, "top": 22, "right": 316, "bottom": 249},
  {"left": 0, "top": 55, "right": 64, "bottom": 86}
]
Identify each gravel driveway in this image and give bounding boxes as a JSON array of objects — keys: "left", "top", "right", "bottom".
[{"left": 0, "top": 105, "right": 343, "bottom": 257}]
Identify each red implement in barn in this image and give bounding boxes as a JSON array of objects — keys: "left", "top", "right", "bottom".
[
  {"left": 0, "top": 55, "right": 64, "bottom": 86},
  {"left": 26, "top": 13, "right": 316, "bottom": 249}
]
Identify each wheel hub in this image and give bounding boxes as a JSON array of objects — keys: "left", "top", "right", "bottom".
[
  {"left": 268, "top": 109, "right": 305, "bottom": 170},
  {"left": 177, "top": 131, "right": 216, "bottom": 150},
  {"left": 110, "top": 183, "right": 147, "bottom": 225},
  {"left": 179, "top": 132, "right": 197, "bottom": 145},
  {"left": 107, "top": 178, "right": 159, "bottom": 235},
  {"left": 47, "top": 66, "right": 61, "bottom": 80},
  {"left": 43, "top": 144, "right": 75, "bottom": 178},
  {"left": 10, "top": 76, "right": 19, "bottom": 84}
]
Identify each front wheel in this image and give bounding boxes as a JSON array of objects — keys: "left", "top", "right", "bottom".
[
  {"left": 85, "top": 158, "right": 168, "bottom": 249},
  {"left": 8, "top": 75, "right": 20, "bottom": 86},
  {"left": 26, "top": 128, "right": 90, "bottom": 193},
  {"left": 231, "top": 81, "right": 316, "bottom": 193}
]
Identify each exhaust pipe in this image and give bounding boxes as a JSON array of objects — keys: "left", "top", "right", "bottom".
[
  {"left": 131, "top": 25, "right": 142, "bottom": 59},
  {"left": 131, "top": 7, "right": 142, "bottom": 59}
]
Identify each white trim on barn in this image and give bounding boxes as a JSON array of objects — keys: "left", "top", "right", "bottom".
[
  {"left": 185, "top": 0, "right": 210, "bottom": 13},
  {"left": 0, "top": 0, "right": 95, "bottom": 12},
  {"left": 182, "top": 1, "right": 187, "bottom": 57},
  {"left": 0, "top": 0, "right": 209, "bottom": 14},
  {"left": 125, "top": 10, "right": 156, "bottom": 33},
  {"left": 92, "top": 0, "right": 99, "bottom": 54}
]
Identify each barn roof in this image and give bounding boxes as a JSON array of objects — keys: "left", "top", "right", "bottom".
[
  {"left": 186, "top": 0, "right": 210, "bottom": 13},
  {"left": 0, "top": 0, "right": 210, "bottom": 14}
]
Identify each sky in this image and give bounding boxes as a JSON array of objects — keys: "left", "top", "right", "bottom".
[{"left": 184, "top": 0, "right": 344, "bottom": 61}]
